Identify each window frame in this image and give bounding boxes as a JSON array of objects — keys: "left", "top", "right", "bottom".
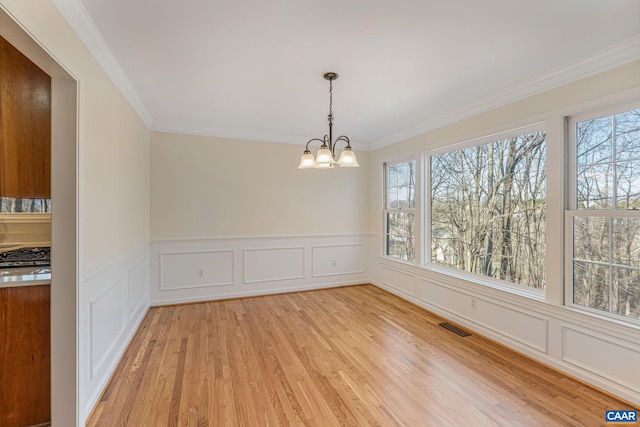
[
  {"left": 383, "top": 157, "right": 419, "bottom": 263},
  {"left": 424, "top": 123, "right": 547, "bottom": 295},
  {"left": 565, "top": 100, "right": 640, "bottom": 324}
]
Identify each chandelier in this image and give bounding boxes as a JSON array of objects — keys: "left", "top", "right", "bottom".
[{"left": 298, "top": 72, "right": 359, "bottom": 169}]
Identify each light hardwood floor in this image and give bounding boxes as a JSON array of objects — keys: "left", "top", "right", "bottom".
[{"left": 87, "top": 285, "right": 637, "bottom": 426}]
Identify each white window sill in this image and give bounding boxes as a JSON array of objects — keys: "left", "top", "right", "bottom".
[{"left": 378, "top": 256, "right": 545, "bottom": 303}]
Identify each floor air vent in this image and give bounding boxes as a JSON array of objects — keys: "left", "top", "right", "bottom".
[{"left": 439, "top": 322, "right": 471, "bottom": 337}]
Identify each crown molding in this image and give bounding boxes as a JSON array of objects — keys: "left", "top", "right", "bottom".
[
  {"left": 370, "top": 35, "right": 640, "bottom": 151},
  {"left": 53, "top": 0, "right": 153, "bottom": 128},
  {"left": 49, "top": 0, "right": 640, "bottom": 151},
  {"left": 151, "top": 123, "right": 372, "bottom": 151}
]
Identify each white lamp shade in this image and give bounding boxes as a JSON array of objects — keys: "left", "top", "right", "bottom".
[
  {"left": 337, "top": 148, "right": 359, "bottom": 167},
  {"left": 315, "top": 147, "right": 334, "bottom": 165},
  {"left": 314, "top": 162, "right": 334, "bottom": 169},
  {"left": 298, "top": 152, "right": 316, "bottom": 169}
]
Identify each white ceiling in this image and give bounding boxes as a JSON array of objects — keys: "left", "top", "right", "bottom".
[{"left": 61, "top": 0, "right": 640, "bottom": 149}]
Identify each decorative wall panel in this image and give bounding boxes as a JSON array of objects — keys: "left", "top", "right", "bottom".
[
  {"left": 312, "top": 244, "right": 365, "bottom": 277},
  {"left": 160, "top": 250, "right": 235, "bottom": 290},
  {"left": 244, "top": 247, "right": 304, "bottom": 284}
]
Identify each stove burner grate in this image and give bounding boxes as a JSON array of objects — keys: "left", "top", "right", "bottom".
[{"left": 0, "top": 247, "right": 51, "bottom": 268}]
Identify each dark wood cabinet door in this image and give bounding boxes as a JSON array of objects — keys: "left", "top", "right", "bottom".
[
  {"left": 0, "top": 284, "right": 51, "bottom": 426},
  {"left": 0, "top": 36, "right": 51, "bottom": 198}
]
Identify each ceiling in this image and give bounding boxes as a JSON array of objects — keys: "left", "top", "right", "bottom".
[{"left": 61, "top": 0, "right": 640, "bottom": 149}]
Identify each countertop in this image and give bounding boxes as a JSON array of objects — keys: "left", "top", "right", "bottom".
[{"left": 0, "top": 267, "right": 51, "bottom": 287}]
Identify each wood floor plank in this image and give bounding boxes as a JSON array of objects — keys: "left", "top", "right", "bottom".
[{"left": 87, "top": 285, "right": 638, "bottom": 426}]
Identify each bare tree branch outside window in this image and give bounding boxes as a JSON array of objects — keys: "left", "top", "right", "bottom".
[
  {"left": 572, "top": 108, "right": 640, "bottom": 320},
  {"left": 385, "top": 161, "right": 416, "bottom": 261},
  {"left": 0, "top": 197, "right": 51, "bottom": 213},
  {"left": 431, "top": 131, "right": 547, "bottom": 289}
]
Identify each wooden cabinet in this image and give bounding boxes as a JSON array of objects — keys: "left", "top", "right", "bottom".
[
  {"left": 0, "top": 284, "right": 51, "bottom": 427},
  {"left": 0, "top": 36, "right": 51, "bottom": 198}
]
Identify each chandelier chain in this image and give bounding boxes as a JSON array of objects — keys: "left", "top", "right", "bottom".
[{"left": 329, "top": 78, "right": 333, "bottom": 119}]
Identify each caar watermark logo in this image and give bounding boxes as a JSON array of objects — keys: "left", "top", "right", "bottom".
[{"left": 605, "top": 410, "right": 637, "bottom": 423}]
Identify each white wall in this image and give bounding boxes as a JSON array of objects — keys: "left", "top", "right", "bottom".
[
  {"left": 150, "top": 132, "right": 370, "bottom": 304},
  {"left": 0, "top": 1, "right": 151, "bottom": 424},
  {"left": 151, "top": 132, "right": 369, "bottom": 238},
  {"left": 369, "top": 61, "right": 640, "bottom": 406}
]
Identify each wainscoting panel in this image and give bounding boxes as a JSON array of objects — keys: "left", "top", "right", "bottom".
[
  {"left": 477, "top": 299, "right": 548, "bottom": 353},
  {"left": 160, "top": 250, "right": 235, "bottom": 290},
  {"left": 81, "top": 243, "right": 150, "bottom": 421},
  {"left": 244, "top": 247, "right": 304, "bottom": 284},
  {"left": 312, "top": 244, "right": 365, "bottom": 277},
  {"left": 562, "top": 324, "right": 640, "bottom": 394},
  {"left": 89, "top": 274, "right": 127, "bottom": 377},
  {"left": 128, "top": 259, "right": 148, "bottom": 321},
  {"left": 150, "top": 234, "right": 369, "bottom": 305},
  {"left": 379, "top": 263, "right": 416, "bottom": 297},
  {"left": 419, "top": 277, "right": 548, "bottom": 353}
]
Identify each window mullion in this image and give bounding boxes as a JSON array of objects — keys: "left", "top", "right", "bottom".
[
  {"left": 612, "top": 114, "right": 617, "bottom": 209},
  {"left": 384, "top": 160, "right": 417, "bottom": 262},
  {"left": 609, "top": 217, "right": 614, "bottom": 315},
  {"left": 568, "top": 103, "right": 640, "bottom": 323}
]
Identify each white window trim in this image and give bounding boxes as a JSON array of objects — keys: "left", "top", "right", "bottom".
[
  {"left": 424, "top": 123, "right": 548, "bottom": 294},
  {"left": 564, "top": 100, "right": 640, "bottom": 325},
  {"left": 382, "top": 157, "right": 420, "bottom": 263},
  {"left": 428, "top": 122, "right": 546, "bottom": 156}
]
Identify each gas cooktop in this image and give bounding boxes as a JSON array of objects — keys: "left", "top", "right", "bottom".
[{"left": 0, "top": 247, "right": 51, "bottom": 269}]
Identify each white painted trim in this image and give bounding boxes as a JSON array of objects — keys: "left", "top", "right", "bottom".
[
  {"left": 80, "top": 242, "right": 149, "bottom": 420},
  {"left": 150, "top": 124, "right": 371, "bottom": 151},
  {"left": 418, "top": 277, "right": 549, "bottom": 354},
  {"left": 561, "top": 324, "right": 640, "bottom": 394},
  {"left": 376, "top": 257, "right": 640, "bottom": 340},
  {"left": 370, "top": 89, "right": 640, "bottom": 164},
  {"left": 159, "top": 249, "right": 236, "bottom": 290},
  {"left": 84, "top": 300, "right": 147, "bottom": 418},
  {"left": 88, "top": 273, "right": 127, "bottom": 378},
  {"left": 55, "top": 2, "right": 639, "bottom": 151},
  {"left": 370, "top": 35, "right": 640, "bottom": 150},
  {"left": 150, "top": 234, "right": 370, "bottom": 305},
  {"left": 52, "top": 0, "right": 153, "bottom": 128},
  {"left": 311, "top": 243, "right": 365, "bottom": 277},
  {"left": 151, "top": 232, "right": 373, "bottom": 244},
  {"left": 243, "top": 246, "right": 306, "bottom": 284},
  {"left": 128, "top": 260, "right": 148, "bottom": 322},
  {"left": 426, "top": 122, "right": 546, "bottom": 156},
  {"left": 381, "top": 257, "right": 545, "bottom": 302},
  {"left": 312, "top": 270, "right": 365, "bottom": 278},
  {"left": 151, "top": 280, "right": 363, "bottom": 307},
  {"left": 310, "top": 272, "right": 364, "bottom": 279},
  {"left": 84, "top": 242, "right": 150, "bottom": 282}
]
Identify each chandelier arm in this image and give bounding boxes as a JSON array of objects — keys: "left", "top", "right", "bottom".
[
  {"left": 334, "top": 135, "right": 352, "bottom": 148},
  {"left": 304, "top": 138, "right": 326, "bottom": 151}
]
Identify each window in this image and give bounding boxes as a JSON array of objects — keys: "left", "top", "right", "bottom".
[
  {"left": 429, "top": 129, "right": 547, "bottom": 290},
  {"left": 384, "top": 160, "right": 416, "bottom": 261},
  {"left": 0, "top": 197, "right": 51, "bottom": 213},
  {"left": 568, "top": 106, "right": 640, "bottom": 320}
]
